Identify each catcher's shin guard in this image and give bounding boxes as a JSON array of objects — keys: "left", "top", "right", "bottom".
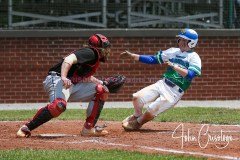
[
  {"left": 47, "top": 98, "right": 67, "bottom": 117},
  {"left": 26, "top": 98, "right": 66, "bottom": 131},
  {"left": 84, "top": 84, "right": 108, "bottom": 129}
]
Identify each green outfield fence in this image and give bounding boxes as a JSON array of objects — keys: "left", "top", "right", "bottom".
[{"left": 0, "top": 0, "right": 239, "bottom": 29}]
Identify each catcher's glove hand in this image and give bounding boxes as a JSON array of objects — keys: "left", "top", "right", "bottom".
[{"left": 103, "top": 75, "right": 126, "bottom": 93}]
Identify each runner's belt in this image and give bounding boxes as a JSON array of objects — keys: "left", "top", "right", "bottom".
[{"left": 164, "top": 78, "right": 183, "bottom": 93}]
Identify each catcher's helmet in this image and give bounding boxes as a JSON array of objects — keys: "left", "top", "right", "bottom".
[
  {"left": 88, "top": 34, "right": 111, "bottom": 49},
  {"left": 176, "top": 28, "right": 198, "bottom": 48}
]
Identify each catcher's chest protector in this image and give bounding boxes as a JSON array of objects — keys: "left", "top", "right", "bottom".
[{"left": 71, "top": 48, "right": 101, "bottom": 84}]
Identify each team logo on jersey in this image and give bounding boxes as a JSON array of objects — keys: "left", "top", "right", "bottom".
[{"left": 176, "top": 55, "right": 186, "bottom": 59}]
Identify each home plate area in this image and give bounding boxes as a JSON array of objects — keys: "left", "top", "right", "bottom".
[
  {"left": 37, "top": 133, "right": 77, "bottom": 138},
  {"left": 1, "top": 120, "right": 239, "bottom": 159}
]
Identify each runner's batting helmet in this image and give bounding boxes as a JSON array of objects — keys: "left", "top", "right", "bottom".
[{"left": 176, "top": 29, "right": 198, "bottom": 48}]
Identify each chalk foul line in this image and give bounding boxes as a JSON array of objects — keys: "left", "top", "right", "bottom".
[{"left": 38, "top": 138, "right": 240, "bottom": 160}]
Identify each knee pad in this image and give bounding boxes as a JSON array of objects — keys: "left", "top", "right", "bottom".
[
  {"left": 47, "top": 98, "right": 67, "bottom": 117},
  {"left": 96, "top": 84, "right": 108, "bottom": 101}
]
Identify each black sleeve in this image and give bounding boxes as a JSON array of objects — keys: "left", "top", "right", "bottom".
[{"left": 74, "top": 48, "right": 97, "bottom": 64}]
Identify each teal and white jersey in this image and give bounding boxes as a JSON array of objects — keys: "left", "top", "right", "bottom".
[{"left": 156, "top": 47, "right": 201, "bottom": 91}]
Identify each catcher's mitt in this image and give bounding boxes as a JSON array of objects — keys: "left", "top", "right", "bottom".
[{"left": 103, "top": 75, "right": 126, "bottom": 93}]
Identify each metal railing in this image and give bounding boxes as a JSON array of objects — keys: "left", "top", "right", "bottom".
[{"left": 1, "top": 0, "right": 239, "bottom": 29}]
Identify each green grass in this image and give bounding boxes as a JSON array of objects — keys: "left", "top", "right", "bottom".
[
  {"left": 0, "top": 149, "right": 206, "bottom": 160},
  {"left": 0, "top": 107, "right": 240, "bottom": 125},
  {"left": 155, "top": 107, "right": 240, "bottom": 125}
]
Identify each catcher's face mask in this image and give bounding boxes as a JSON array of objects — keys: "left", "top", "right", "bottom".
[{"left": 89, "top": 34, "right": 111, "bottom": 62}]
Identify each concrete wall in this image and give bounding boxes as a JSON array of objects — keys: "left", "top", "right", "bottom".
[{"left": 0, "top": 29, "right": 239, "bottom": 103}]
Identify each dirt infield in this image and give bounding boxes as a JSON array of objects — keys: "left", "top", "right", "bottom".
[{"left": 0, "top": 120, "right": 239, "bottom": 159}]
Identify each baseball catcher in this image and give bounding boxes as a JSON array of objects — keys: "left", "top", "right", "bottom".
[{"left": 17, "top": 34, "right": 124, "bottom": 137}]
